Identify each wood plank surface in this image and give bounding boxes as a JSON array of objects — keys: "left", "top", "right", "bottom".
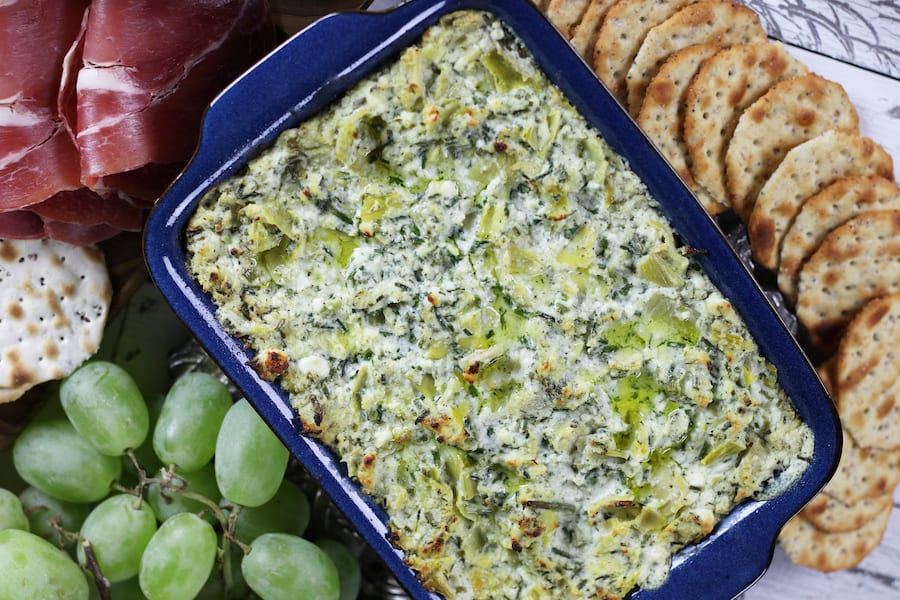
[{"left": 743, "top": 0, "right": 900, "bottom": 79}]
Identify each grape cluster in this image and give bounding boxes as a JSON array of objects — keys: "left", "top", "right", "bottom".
[{"left": 0, "top": 361, "right": 360, "bottom": 600}]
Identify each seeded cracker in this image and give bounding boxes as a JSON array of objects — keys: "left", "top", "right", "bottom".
[
  {"left": 797, "top": 210, "right": 900, "bottom": 352},
  {"left": 592, "top": 0, "right": 698, "bottom": 104},
  {"left": 778, "top": 176, "right": 900, "bottom": 304},
  {"left": 725, "top": 74, "right": 858, "bottom": 220},
  {"left": 625, "top": 0, "right": 766, "bottom": 117},
  {"left": 747, "top": 130, "right": 894, "bottom": 271},
  {"left": 779, "top": 507, "right": 891, "bottom": 573},
  {"left": 683, "top": 42, "right": 807, "bottom": 207},
  {"left": 835, "top": 293, "right": 900, "bottom": 451},
  {"left": 568, "top": 0, "right": 617, "bottom": 59},
  {"left": 802, "top": 492, "right": 893, "bottom": 534},
  {"left": 637, "top": 43, "right": 726, "bottom": 213},
  {"left": 819, "top": 428, "right": 900, "bottom": 504},
  {"left": 0, "top": 239, "right": 111, "bottom": 403},
  {"left": 547, "top": 0, "right": 592, "bottom": 38}
]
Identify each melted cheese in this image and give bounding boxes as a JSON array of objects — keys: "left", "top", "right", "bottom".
[{"left": 187, "top": 11, "right": 812, "bottom": 599}]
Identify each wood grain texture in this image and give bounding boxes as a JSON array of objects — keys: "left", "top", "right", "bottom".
[{"left": 743, "top": 0, "right": 900, "bottom": 79}]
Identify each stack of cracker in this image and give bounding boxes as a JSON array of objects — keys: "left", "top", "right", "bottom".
[{"left": 539, "top": 0, "right": 899, "bottom": 573}]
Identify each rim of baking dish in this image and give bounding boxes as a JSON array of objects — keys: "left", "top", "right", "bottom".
[{"left": 144, "top": 0, "right": 842, "bottom": 598}]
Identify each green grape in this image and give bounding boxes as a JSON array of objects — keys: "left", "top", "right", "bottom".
[
  {"left": 19, "top": 486, "right": 91, "bottom": 551},
  {"left": 153, "top": 372, "right": 232, "bottom": 472},
  {"left": 242, "top": 533, "right": 340, "bottom": 600},
  {"left": 317, "top": 539, "right": 361, "bottom": 600},
  {"left": 60, "top": 361, "right": 149, "bottom": 456},
  {"left": 229, "top": 479, "right": 310, "bottom": 544},
  {"left": 76, "top": 494, "right": 157, "bottom": 582},
  {"left": 0, "top": 488, "right": 28, "bottom": 531},
  {"left": 145, "top": 463, "right": 220, "bottom": 522},
  {"left": 215, "top": 399, "right": 289, "bottom": 507},
  {"left": 0, "top": 529, "right": 89, "bottom": 600},
  {"left": 13, "top": 419, "right": 121, "bottom": 503},
  {"left": 139, "top": 512, "right": 217, "bottom": 600}
]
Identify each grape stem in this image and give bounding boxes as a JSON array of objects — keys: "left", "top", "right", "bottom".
[{"left": 81, "top": 540, "right": 112, "bottom": 600}]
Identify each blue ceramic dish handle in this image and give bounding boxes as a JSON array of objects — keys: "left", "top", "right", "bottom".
[{"left": 145, "top": 0, "right": 841, "bottom": 598}]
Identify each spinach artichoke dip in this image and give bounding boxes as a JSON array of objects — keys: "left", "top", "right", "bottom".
[{"left": 186, "top": 11, "right": 813, "bottom": 600}]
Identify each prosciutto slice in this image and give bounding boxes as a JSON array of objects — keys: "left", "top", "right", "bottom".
[
  {"left": 1, "top": 0, "right": 275, "bottom": 245},
  {"left": 69, "top": 0, "right": 275, "bottom": 187},
  {"left": 0, "top": 0, "right": 89, "bottom": 211}
]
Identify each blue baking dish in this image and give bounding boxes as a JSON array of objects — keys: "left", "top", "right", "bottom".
[{"left": 144, "top": 0, "right": 842, "bottom": 597}]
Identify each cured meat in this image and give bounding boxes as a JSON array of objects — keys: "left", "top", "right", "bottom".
[
  {"left": 68, "top": 0, "right": 275, "bottom": 187},
  {"left": 0, "top": 211, "right": 44, "bottom": 240},
  {"left": 0, "top": 0, "right": 89, "bottom": 211},
  {"left": 30, "top": 189, "right": 144, "bottom": 231},
  {"left": 1, "top": 0, "right": 275, "bottom": 245}
]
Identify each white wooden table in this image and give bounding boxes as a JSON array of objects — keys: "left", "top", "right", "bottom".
[{"left": 363, "top": 0, "right": 900, "bottom": 597}]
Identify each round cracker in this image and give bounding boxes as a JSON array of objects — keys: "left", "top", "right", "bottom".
[
  {"left": 778, "top": 176, "right": 900, "bottom": 305},
  {"left": 797, "top": 210, "right": 900, "bottom": 352},
  {"left": 802, "top": 491, "right": 893, "bottom": 534},
  {"left": 835, "top": 293, "right": 900, "bottom": 451},
  {"left": 725, "top": 74, "right": 859, "bottom": 219},
  {"left": 0, "top": 239, "right": 111, "bottom": 403},
  {"left": 748, "top": 130, "right": 894, "bottom": 272},
  {"left": 637, "top": 43, "right": 726, "bottom": 213},
  {"left": 568, "top": 0, "right": 618, "bottom": 59},
  {"left": 819, "top": 428, "right": 900, "bottom": 504},
  {"left": 547, "top": 0, "right": 592, "bottom": 39},
  {"left": 779, "top": 506, "right": 891, "bottom": 573},
  {"left": 625, "top": 0, "right": 766, "bottom": 117},
  {"left": 683, "top": 42, "right": 807, "bottom": 207},
  {"left": 592, "top": 0, "right": 698, "bottom": 104}
]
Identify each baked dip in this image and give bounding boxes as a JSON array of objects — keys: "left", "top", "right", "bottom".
[{"left": 186, "top": 11, "right": 813, "bottom": 599}]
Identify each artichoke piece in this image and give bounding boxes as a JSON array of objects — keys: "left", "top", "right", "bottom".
[
  {"left": 701, "top": 439, "right": 746, "bottom": 466},
  {"left": 637, "top": 294, "right": 699, "bottom": 347},
  {"left": 557, "top": 225, "right": 597, "bottom": 268},
  {"left": 480, "top": 49, "right": 526, "bottom": 92},
  {"left": 315, "top": 228, "right": 358, "bottom": 268},
  {"left": 637, "top": 245, "right": 689, "bottom": 287}
]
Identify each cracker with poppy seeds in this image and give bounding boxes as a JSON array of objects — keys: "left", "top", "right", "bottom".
[
  {"left": 637, "top": 43, "right": 726, "bottom": 213},
  {"left": 802, "top": 491, "right": 894, "bottom": 534},
  {"left": 569, "top": 0, "right": 618, "bottom": 59},
  {"left": 779, "top": 507, "right": 891, "bottom": 573},
  {"left": 818, "top": 428, "right": 900, "bottom": 504},
  {"left": 0, "top": 238, "right": 111, "bottom": 403},
  {"left": 683, "top": 41, "right": 807, "bottom": 206},
  {"left": 748, "top": 130, "right": 894, "bottom": 271},
  {"left": 592, "top": 0, "right": 698, "bottom": 104},
  {"left": 725, "top": 74, "right": 859, "bottom": 220},
  {"left": 834, "top": 293, "right": 900, "bottom": 451},
  {"left": 777, "top": 176, "right": 900, "bottom": 304},
  {"left": 546, "top": 0, "right": 592, "bottom": 39},
  {"left": 625, "top": 0, "right": 766, "bottom": 117},
  {"left": 797, "top": 210, "right": 900, "bottom": 352}
]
